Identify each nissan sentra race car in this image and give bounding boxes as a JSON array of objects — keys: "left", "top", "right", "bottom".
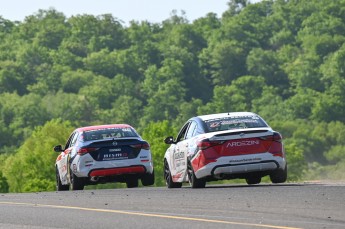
[
  {"left": 54, "top": 124, "right": 154, "bottom": 190},
  {"left": 163, "top": 112, "right": 287, "bottom": 188}
]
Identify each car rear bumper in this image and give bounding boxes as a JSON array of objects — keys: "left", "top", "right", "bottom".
[
  {"left": 211, "top": 161, "right": 278, "bottom": 177},
  {"left": 88, "top": 165, "right": 146, "bottom": 177},
  {"left": 194, "top": 153, "right": 286, "bottom": 179},
  {"left": 72, "top": 154, "right": 154, "bottom": 177}
]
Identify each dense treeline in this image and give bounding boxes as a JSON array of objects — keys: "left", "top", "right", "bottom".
[{"left": 1, "top": 0, "right": 345, "bottom": 192}]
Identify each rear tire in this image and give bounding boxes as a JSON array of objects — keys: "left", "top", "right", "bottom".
[
  {"left": 141, "top": 170, "right": 155, "bottom": 186},
  {"left": 245, "top": 176, "right": 261, "bottom": 185},
  {"left": 187, "top": 162, "right": 206, "bottom": 188},
  {"left": 164, "top": 161, "right": 182, "bottom": 188},
  {"left": 70, "top": 171, "right": 85, "bottom": 190},
  {"left": 126, "top": 178, "right": 139, "bottom": 188},
  {"left": 270, "top": 165, "right": 288, "bottom": 183},
  {"left": 56, "top": 167, "right": 69, "bottom": 191}
]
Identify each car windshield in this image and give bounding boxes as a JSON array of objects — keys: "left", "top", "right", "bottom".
[
  {"left": 82, "top": 127, "right": 138, "bottom": 141},
  {"left": 204, "top": 115, "right": 268, "bottom": 133}
]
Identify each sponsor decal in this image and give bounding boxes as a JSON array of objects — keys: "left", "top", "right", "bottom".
[
  {"left": 56, "top": 155, "right": 62, "bottom": 162},
  {"left": 172, "top": 172, "right": 183, "bottom": 180},
  {"left": 109, "top": 148, "right": 121, "bottom": 152},
  {"left": 227, "top": 140, "right": 260, "bottom": 147},
  {"left": 173, "top": 151, "right": 185, "bottom": 169},
  {"left": 61, "top": 164, "right": 67, "bottom": 172},
  {"left": 174, "top": 151, "right": 184, "bottom": 160},
  {"left": 103, "top": 153, "right": 128, "bottom": 160},
  {"left": 85, "top": 160, "right": 93, "bottom": 167},
  {"left": 73, "top": 164, "right": 77, "bottom": 172},
  {"left": 210, "top": 122, "right": 221, "bottom": 128},
  {"left": 229, "top": 158, "right": 261, "bottom": 163},
  {"left": 221, "top": 119, "right": 258, "bottom": 125},
  {"left": 176, "top": 161, "right": 186, "bottom": 167}
]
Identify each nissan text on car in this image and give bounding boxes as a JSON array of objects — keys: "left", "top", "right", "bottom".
[
  {"left": 54, "top": 124, "right": 154, "bottom": 190},
  {"left": 163, "top": 112, "right": 287, "bottom": 188}
]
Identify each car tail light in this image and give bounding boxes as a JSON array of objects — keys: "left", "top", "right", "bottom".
[
  {"left": 142, "top": 143, "right": 150, "bottom": 150},
  {"left": 273, "top": 132, "right": 282, "bottom": 142},
  {"left": 77, "top": 147, "right": 98, "bottom": 155},
  {"left": 130, "top": 142, "right": 150, "bottom": 150},
  {"left": 260, "top": 132, "right": 282, "bottom": 142},
  {"left": 197, "top": 139, "right": 224, "bottom": 150},
  {"left": 261, "top": 132, "right": 284, "bottom": 157}
]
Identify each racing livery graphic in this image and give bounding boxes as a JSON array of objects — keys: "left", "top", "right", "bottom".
[
  {"left": 55, "top": 124, "right": 154, "bottom": 190},
  {"left": 163, "top": 112, "right": 287, "bottom": 188}
]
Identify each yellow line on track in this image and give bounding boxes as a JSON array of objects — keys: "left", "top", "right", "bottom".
[{"left": 0, "top": 201, "right": 302, "bottom": 229}]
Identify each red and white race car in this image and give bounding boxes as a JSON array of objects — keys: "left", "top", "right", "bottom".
[
  {"left": 54, "top": 124, "right": 154, "bottom": 190},
  {"left": 163, "top": 112, "right": 287, "bottom": 188}
]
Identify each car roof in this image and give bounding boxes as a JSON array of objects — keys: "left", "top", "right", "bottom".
[
  {"left": 76, "top": 124, "right": 133, "bottom": 132},
  {"left": 197, "top": 112, "right": 258, "bottom": 121}
]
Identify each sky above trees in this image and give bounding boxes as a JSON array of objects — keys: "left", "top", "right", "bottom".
[{"left": 1, "top": 0, "right": 230, "bottom": 24}]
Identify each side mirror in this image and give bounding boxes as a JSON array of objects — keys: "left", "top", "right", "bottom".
[
  {"left": 53, "top": 145, "right": 63, "bottom": 152},
  {"left": 164, "top": 136, "right": 175, "bottom": 144}
]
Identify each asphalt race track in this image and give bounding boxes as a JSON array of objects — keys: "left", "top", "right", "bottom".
[{"left": 0, "top": 183, "right": 344, "bottom": 229}]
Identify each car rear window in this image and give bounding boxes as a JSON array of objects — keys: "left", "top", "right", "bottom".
[
  {"left": 82, "top": 127, "right": 139, "bottom": 141},
  {"left": 204, "top": 115, "right": 268, "bottom": 133}
]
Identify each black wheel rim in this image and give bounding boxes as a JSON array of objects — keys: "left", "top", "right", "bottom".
[
  {"left": 187, "top": 163, "right": 193, "bottom": 186},
  {"left": 164, "top": 162, "right": 171, "bottom": 185},
  {"left": 55, "top": 169, "right": 60, "bottom": 189},
  {"left": 70, "top": 172, "right": 75, "bottom": 190}
]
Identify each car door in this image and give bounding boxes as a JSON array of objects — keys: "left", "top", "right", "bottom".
[
  {"left": 185, "top": 121, "right": 198, "bottom": 158},
  {"left": 171, "top": 121, "right": 200, "bottom": 182},
  {"left": 57, "top": 131, "right": 78, "bottom": 184},
  {"left": 169, "top": 122, "right": 190, "bottom": 182}
]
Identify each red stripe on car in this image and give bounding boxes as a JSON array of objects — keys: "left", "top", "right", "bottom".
[{"left": 89, "top": 166, "right": 145, "bottom": 177}]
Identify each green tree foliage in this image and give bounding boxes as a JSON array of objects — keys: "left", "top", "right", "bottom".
[
  {"left": 0, "top": 61, "right": 26, "bottom": 94},
  {"left": 0, "top": 154, "right": 9, "bottom": 193},
  {"left": 200, "top": 76, "right": 266, "bottom": 114},
  {"left": 60, "top": 69, "right": 95, "bottom": 93},
  {"left": 99, "top": 95, "right": 142, "bottom": 127},
  {"left": 192, "top": 13, "right": 221, "bottom": 41},
  {"left": 0, "top": 93, "right": 50, "bottom": 148},
  {"left": 83, "top": 49, "right": 119, "bottom": 78},
  {"left": 204, "top": 40, "right": 247, "bottom": 85},
  {"left": 2, "top": 119, "right": 73, "bottom": 192},
  {"left": 247, "top": 48, "right": 289, "bottom": 94},
  {"left": 0, "top": 171, "right": 9, "bottom": 193},
  {"left": 141, "top": 60, "right": 186, "bottom": 124},
  {"left": 283, "top": 143, "right": 306, "bottom": 181},
  {"left": 27, "top": 9, "right": 68, "bottom": 49},
  {"left": 141, "top": 121, "right": 176, "bottom": 187},
  {"left": 2, "top": 0, "right": 345, "bottom": 191}
]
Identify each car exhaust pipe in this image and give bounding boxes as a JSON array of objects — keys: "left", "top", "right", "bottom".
[
  {"left": 90, "top": 176, "right": 99, "bottom": 182},
  {"left": 215, "top": 173, "right": 225, "bottom": 179}
]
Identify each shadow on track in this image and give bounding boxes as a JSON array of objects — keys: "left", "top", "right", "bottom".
[{"left": 180, "top": 183, "right": 306, "bottom": 189}]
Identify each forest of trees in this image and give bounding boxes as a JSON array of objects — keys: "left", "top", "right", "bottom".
[{"left": 1, "top": 0, "right": 345, "bottom": 193}]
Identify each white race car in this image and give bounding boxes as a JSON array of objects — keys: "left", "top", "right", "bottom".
[
  {"left": 163, "top": 112, "right": 287, "bottom": 188},
  {"left": 54, "top": 124, "right": 154, "bottom": 190}
]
